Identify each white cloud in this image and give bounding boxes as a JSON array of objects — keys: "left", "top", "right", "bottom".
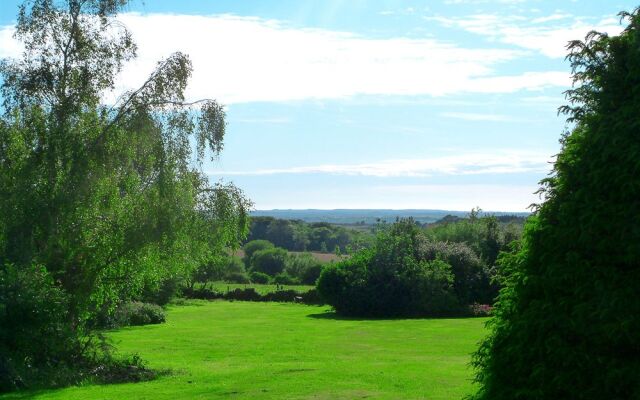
[
  {"left": 0, "top": 13, "right": 572, "bottom": 104},
  {"left": 0, "top": 26, "right": 20, "bottom": 59},
  {"left": 428, "top": 13, "right": 624, "bottom": 58},
  {"left": 208, "top": 150, "right": 552, "bottom": 177}
]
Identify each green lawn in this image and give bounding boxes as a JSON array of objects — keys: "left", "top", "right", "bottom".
[
  {"left": 3, "top": 301, "right": 487, "bottom": 399},
  {"left": 203, "top": 281, "right": 315, "bottom": 294}
]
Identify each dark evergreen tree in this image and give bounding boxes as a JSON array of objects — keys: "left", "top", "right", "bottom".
[{"left": 471, "top": 9, "right": 640, "bottom": 400}]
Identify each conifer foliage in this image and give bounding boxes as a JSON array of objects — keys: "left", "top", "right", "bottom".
[{"left": 471, "top": 9, "right": 640, "bottom": 400}]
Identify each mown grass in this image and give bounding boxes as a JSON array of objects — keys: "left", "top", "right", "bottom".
[
  {"left": 201, "top": 281, "right": 315, "bottom": 294},
  {"left": 2, "top": 301, "right": 487, "bottom": 399}
]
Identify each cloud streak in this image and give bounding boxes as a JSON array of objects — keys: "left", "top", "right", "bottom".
[
  {"left": 208, "top": 151, "right": 552, "bottom": 178},
  {"left": 428, "top": 13, "right": 624, "bottom": 58}
]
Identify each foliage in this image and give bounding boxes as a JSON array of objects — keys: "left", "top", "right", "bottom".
[
  {"left": 249, "top": 270, "right": 271, "bottom": 284},
  {"left": 471, "top": 10, "right": 640, "bottom": 400},
  {"left": 300, "top": 263, "right": 324, "bottom": 285},
  {"left": 114, "top": 302, "right": 166, "bottom": 327},
  {"left": 424, "top": 210, "right": 522, "bottom": 269},
  {"left": 418, "top": 241, "right": 495, "bottom": 305},
  {"left": 224, "top": 272, "right": 251, "bottom": 284},
  {"left": 317, "top": 220, "right": 460, "bottom": 317},
  {"left": 242, "top": 240, "right": 274, "bottom": 266},
  {"left": 273, "top": 272, "right": 297, "bottom": 285},
  {"left": 0, "top": 264, "right": 78, "bottom": 391},
  {"left": 250, "top": 247, "right": 288, "bottom": 276},
  {"left": 0, "top": 0, "right": 251, "bottom": 389},
  {"left": 284, "top": 252, "right": 322, "bottom": 284},
  {"left": 246, "top": 217, "right": 373, "bottom": 253}
]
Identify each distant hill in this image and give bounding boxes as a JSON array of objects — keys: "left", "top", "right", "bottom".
[{"left": 251, "top": 209, "right": 530, "bottom": 225}]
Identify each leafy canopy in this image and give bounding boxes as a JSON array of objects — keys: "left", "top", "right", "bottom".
[{"left": 0, "top": 0, "right": 251, "bottom": 387}]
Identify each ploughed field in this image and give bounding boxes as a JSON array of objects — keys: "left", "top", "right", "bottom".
[{"left": 4, "top": 301, "right": 487, "bottom": 399}]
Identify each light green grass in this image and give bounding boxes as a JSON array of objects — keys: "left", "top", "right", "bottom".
[
  {"left": 3, "top": 301, "right": 487, "bottom": 399},
  {"left": 202, "top": 281, "right": 315, "bottom": 294}
]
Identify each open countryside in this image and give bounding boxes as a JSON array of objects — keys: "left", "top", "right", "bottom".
[{"left": 1, "top": 1, "right": 638, "bottom": 399}]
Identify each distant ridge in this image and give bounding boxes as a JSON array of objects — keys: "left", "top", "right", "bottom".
[{"left": 251, "top": 209, "right": 530, "bottom": 225}]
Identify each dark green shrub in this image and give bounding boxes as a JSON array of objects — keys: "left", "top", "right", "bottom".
[
  {"left": 299, "top": 288, "right": 323, "bottom": 305},
  {"left": 114, "top": 302, "right": 166, "bottom": 327},
  {"left": 251, "top": 247, "right": 288, "bottom": 276},
  {"left": 419, "top": 241, "right": 495, "bottom": 305},
  {"left": 0, "top": 264, "right": 81, "bottom": 392},
  {"left": 224, "top": 272, "right": 251, "bottom": 284},
  {"left": 262, "top": 289, "right": 299, "bottom": 302},
  {"left": 225, "top": 288, "right": 262, "bottom": 301},
  {"left": 285, "top": 252, "right": 322, "bottom": 282},
  {"left": 242, "top": 240, "right": 274, "bottom": 265},
  {"left": 471, "top": 12, "right": 640, "bottom": 400},
  {"left": 273, "top": 272, "right": 298, "bottom": 285},
  {"left": 301, "top": 263, "right": 323, "bottom": 285},
  {"left": 317, "top": 220, "right": 460, "bottom": 317},
  {"left": 250, "top": 271, "right": 271, "bottom": 284}
]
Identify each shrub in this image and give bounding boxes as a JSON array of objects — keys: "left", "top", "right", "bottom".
[
  {"left": 249, "top": 271, "right": 271, "bottom": 284},
  {"left": 0, "top": 264, "right": 80, "bottom": 392},
  {"left": 285, "top": 252, "right": 322, "bottom": 282},
  {"left": 471, "top": 14, "right": 640, "bottom": 400},
  {"left": 273, "top": 272, "right": 298, "bottom": 285},
  {"left": 114, "top": 302, "right": 166, "bottom": 327},
  {"left": 225, "top": 288, "right": 262, "bottom": 301},
  {"left": 242, "top": 240, "right": 274, "bottom": 265},
  {"left": 224, "top": 272, "right": 251, "bottom": 284},
  {"left": 301, "top": 263, "right": 324, "bottom": 285},
  {"left": 418, "top": 241, "right": 495, "bottom": 305},
  {"left": 317, "top": 220, "right": 460, "bottom": 317},
  {"left": 250, "top": 247, "right": 288, "bottom": 276}
]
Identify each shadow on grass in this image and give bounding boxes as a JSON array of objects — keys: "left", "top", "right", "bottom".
[
  {"left": 0, "top": 367, "right": 173, "bottom": 399},
  {"left": 307, "top": 311, "right": 483, "bottom": 321}
]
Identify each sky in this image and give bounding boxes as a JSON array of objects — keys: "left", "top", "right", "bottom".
[{"left": 0, "top": 0, "right": 636, "bottom": 211}]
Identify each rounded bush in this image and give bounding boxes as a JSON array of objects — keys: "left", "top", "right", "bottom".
[
  {"left": 249, "top": 271, "right": 271, "bottom": 284},
  {"left": 250, "top": 248, "right": 288, "bottom": 276},
  {"left": 317, "top": 220, "right": 460, "bottom": 317},
  {"left": 115, "top": 302, "right": 166, "bottom": 326}
]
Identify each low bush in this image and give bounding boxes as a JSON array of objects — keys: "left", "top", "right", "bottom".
[
  {"left": 273, "top": 272, "right": 298, "bottom": 285},
  {"left": 182, "top": 286, "right": 324, "bottom": 305},
  {"left": 301, "top": 264, "right": 324, "bottom": 285},
  {"left": 250, "top": 271, "right": 271, "bottom": 284},
  {"left": 0, "top": 264, "right": 80, "bottom": 392},
  {"left": 317, "top": 220, "right": 461, "bottom": 317},
  {"left": 114, "top": 302, "right": 166, "bottom": 327},
  {"left": 226, "top": 288, "right": 262, "bottom": 301},
  {"left": 89, "top": 353, "right": 159, "bottom": 385},
  {"left": 225, "top": 272, "right": 251, "bottom": 284},
  {"left": 250, "top": 247, "right": 288, "bottom": 276}
]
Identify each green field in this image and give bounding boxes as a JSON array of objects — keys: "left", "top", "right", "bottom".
[
  {"left": 202, "top": 281, "right": 315, "bottom": 294},
  {"left": 3, "top": 301, "right": 487, "bottom": 400}
]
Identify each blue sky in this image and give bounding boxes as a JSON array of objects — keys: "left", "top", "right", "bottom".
[{"left": 0, "top": 0, "right": 636, "bottom": 211}]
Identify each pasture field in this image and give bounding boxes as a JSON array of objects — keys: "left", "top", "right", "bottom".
[{"left": 2, "top": 301, "right": 487, "bottom": 400}]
